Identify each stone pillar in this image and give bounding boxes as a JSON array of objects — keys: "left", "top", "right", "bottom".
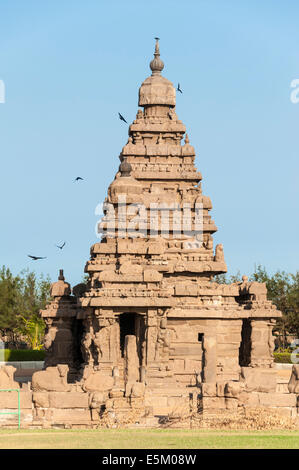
[
  {"left": 146, "top": 311, "right": 158, "bottom": 364},
  {"left": 124, "top": 335, "right": 139, "bottom": 395},
  {"left": 202, "top": 335, "right": 217, "bottom": 383},
  {"left": 80, "top": 316, "right": 94, "bottom": 367}
]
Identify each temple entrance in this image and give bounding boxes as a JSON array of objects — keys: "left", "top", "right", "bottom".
[
  {"left": 119, "top": 313, "right": 145, "bottom": 363},
  {"left": 239, "top": 319, "right": 252, "bottom": 366}
]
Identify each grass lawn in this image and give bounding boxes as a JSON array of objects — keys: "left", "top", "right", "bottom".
[{"left": 0, "top": 428, "right": 298, "bottom": 449}]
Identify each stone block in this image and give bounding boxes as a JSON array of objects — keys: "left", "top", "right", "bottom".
[
  {"left": 225, "top": 397, "right": 238, "bottom": 410},
  {"left": 266, "top": 407, "right": 293, "bottom": 418},
  {"left": 243, "top": 391, "right": 260, "bottom": 407},
  {"left": 171, "top": 345, "right": 202, "bottom": 356},
  {"left": 153, "top": 406, "right": 171, "bottom": 416},
  {"left": 174, "top": 284, "right": 198, "bottom": 296},
  {"left": 217, "top": 344, "right": 239, "bottom": 356},
  {"left": 202, "top": 396, "right": 226, "bottom": 410},
  {"left": 96, "top": 243, "right": 116, "bottom": 254},
  {"left": 184, "top": 359, "right": 201, "bottom": 373},
  {"left": 33, "top": 392, "right": 49, "bottom": 408},
  {"left": 167, "top": 396, "right": 189, "bottom": 408},
  {"left": 217, "top": 334, "right": 241, "bottom": 344},
  {"left": 201, "top": 382, "right": 216, "bottom": 397},
  {"left": 113, "top": 398, "right": 130, "bottom": 409},
  {"left": 143, "top": 270, "right": 162, "bottom": 282},
  {"left": 109, "top": 389, "right": 124, "bottom": 398},
  {"left": 241, "top": 367, "right": 277, "bottom": 393},
  {"left": 258, "top": 392, "right": 297, "bottom": 408},
  {"left": 49, "top": 392, "right": 89, "bottom": 408},
  {"left": 51, "top": 408, "right": 91, "bottom": 423},
  {"left": 130, "top": 397, "right": 144, "bottom": 408},
  {"left": 131, "top": 382, "right": 145, "bottom": 398},
  {"left": 173, "top": 359, "right": 185, "bottom": 372},
  {"left": 91, "top": 408, "right": 100, "bottom": 421},
  {"left": 147, "top": 242, "right": 164, "bottom": 255},
  {"left": 0, "top": 391, "right": 32, "bottom": 409}
]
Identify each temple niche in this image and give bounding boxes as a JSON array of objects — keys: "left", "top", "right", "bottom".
[{"left": 12, "top": 39, "right": 298, "bottom": 428}]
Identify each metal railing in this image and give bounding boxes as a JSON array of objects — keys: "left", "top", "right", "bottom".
[{"left": 0, "top": 389, "right": 21, "bottom": 429}]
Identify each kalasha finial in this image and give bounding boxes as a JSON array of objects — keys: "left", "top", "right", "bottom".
[
  {"left": 150, "top": 37, "right": 164, "bottom": 76},
  {"left": 119, "top": 158, "right": 132, "bottom": 177},
  {"left": 58, "top": 269, "right": 65, "bottom": 281}
]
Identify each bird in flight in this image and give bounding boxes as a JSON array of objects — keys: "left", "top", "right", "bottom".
[
  {"left": 74, "top": 177, "right": 83, "bottom": 182},
  {"left": 177, "top": 83, "right": 183, "bottom": 94},
  {"left": 118, "top": 113, "right": 127, "bottom": 123},
  {"left": 56, "top": 242, "right": 66, "bottom": 250},
  {"left": 28, "top": 255, "right": 46, "bottom": 260}
]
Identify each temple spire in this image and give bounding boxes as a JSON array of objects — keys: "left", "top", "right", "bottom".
[{"left": 150, "top": 37, "right": 164, "bottom": 76}]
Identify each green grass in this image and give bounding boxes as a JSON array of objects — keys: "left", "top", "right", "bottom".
[{"left": 0, "top": 428, "right": 298, "bottom": 449}]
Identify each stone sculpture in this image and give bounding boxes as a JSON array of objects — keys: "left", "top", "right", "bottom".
[
  {"left": 32, "top": 365, "right": 70, "bottom": 392},
  {"left": 288, "top": 365, "right": 299, "bottom": 394},
  {"left": 0, "top": 366, "right": 19, "bottom": 389}
]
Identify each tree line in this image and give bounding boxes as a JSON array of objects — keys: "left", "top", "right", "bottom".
[
  {"left": 0, "top": 264, "right": 298, "bottom": 350},
  {"left": 216, "top": 265, "right": 299, "bottom": 343}
]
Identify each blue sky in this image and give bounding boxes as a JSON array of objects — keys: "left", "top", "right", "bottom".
[{"left": 0, "top": 0, "right": 298, "bottom": 286}]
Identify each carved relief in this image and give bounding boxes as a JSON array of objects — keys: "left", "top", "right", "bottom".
[{"left": 155, "top": 317, "right": 171, "bottom": 362}]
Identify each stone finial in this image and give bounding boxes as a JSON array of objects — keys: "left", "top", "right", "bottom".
[
  {"left": 150, "top": 37, "right": 164, "bottom": 76},
  {"left": 50, "top": 270, "right": 71, "bottom": 297},
  {"left": 119, "top": 158, "right": 132, "bottom": 177},
  {"left": 242, "top": 275, "right": 248, "bottom": 283},
  {"left": 185, "top": 134, "right": 189, "bottom": 144}
]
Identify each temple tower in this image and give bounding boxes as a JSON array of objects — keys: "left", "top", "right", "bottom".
[{"left": 38, "top": 41, "right": 285, "bottom": 422}]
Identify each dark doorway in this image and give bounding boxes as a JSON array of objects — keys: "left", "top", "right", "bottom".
[
  {"left": 119, "top": 313, "right": 136, "bottom": 357},
  {"left": 119, "top": 312, "right": 146, "bottom": 361},
  {"left": 239, "top": 319, "right": 252, "bottom": 366}
]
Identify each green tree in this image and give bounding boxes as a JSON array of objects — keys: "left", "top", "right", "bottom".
[
  {"left": 17, "top": 314, "right": 45, "bottom": 350},
  {"left": 250, "top": 265, "right": 299, "bottom": 340},
  {"left": 0, "top": 267, "right": 23, "bottom": 338},
  {"left": 0, "top": 266, "right": 51, "bottom": 347}
]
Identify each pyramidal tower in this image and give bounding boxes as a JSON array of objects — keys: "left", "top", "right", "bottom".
[{"left": 34, "top": 41, "right": 294, "bottom": 428}]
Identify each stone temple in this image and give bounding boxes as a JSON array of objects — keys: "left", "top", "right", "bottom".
[{"left": 1, "top": 40, "right": 298, "bottom": 427}]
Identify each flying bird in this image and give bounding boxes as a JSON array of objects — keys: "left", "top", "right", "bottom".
[
  {"left": 56, "top": 242, "right": 66, "bottom": 250},
  {"left": 27, "top": 255, "right": 46, "bottom": 260},
  {"left": 118, "top": 113, "right": 127, "bottom": 123},
  {"left": 177, "top": 83, "right": 183, "bottom": 94},
  {"left": 74, "top": 177, "right": 83, "bottom": 182}
]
